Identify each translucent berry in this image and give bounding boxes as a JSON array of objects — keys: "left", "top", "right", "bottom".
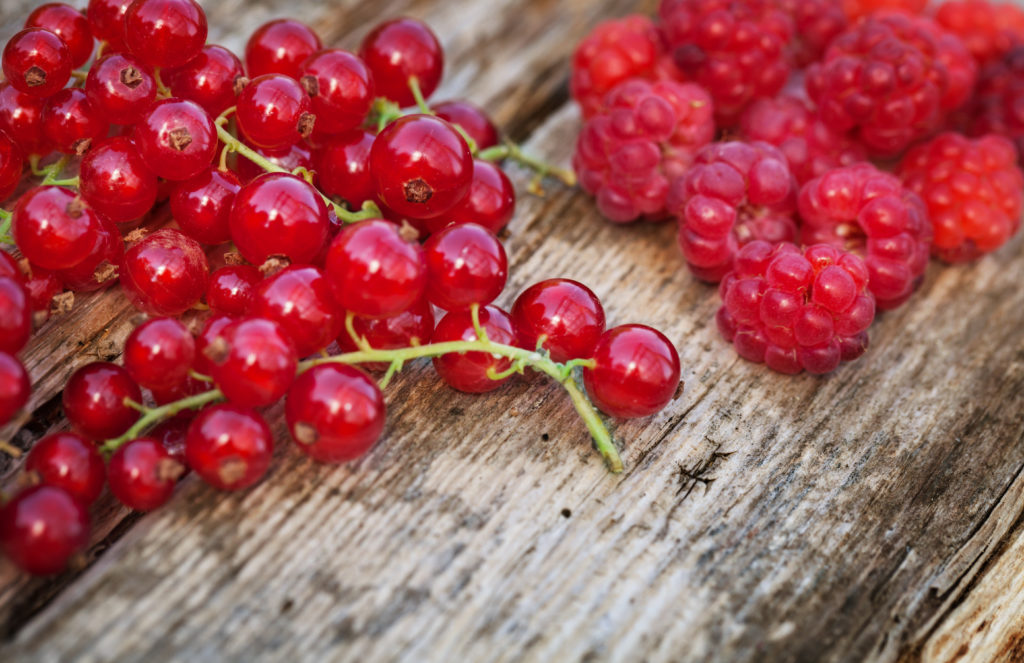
[
  {"left": 968, "top": 47, "right": 1024, "bottom": 158},
  {"left": 0, "top": 277, "right": 31, "bottom": 355},
  {"left": 132, "top": 98, "right": 217, "bottom": 181},
  {"left": 108, "top": 438, "right": 184, "bottom": 510},
  {"left": 79, "top": 137, "right": 158, "bottom": 223},
  {"left": 935, "top": 0, "right": 1024, "bottom": 67},
  {"left": 206, "top": 317, "right": 297, "bottom": 408},
  {"left": 62, "top": 361, "right": 141, "bottom": 440},
  {"left": 360, "top": 18, "right": 443, "bottom": 108},
  {"left": 433, "top": 100, "right": 499, "bottom": 150},
  {"left": 24, "top": 432, "right": 106, "bottom": 505},
  {"left": 120, "top": 228, "right": 209, "bottom": 316},
  {"left": 432, "top": 305, "right": 518, "bottom": 393},
  {"left": 776, "top": 0, "right": 847, "bottom": 67},
  {"left": 13, "top": 186, "right": 100, "bottom": 271},
  {"left": 245, "top": 19, "right": 321, "bottom": 80},
  {"left": 206, "top": 264, "right": 260, "bottom": 316},
  {"left": 0, "top": 83, "right": 47, "bottom": 153},
  {"left": 193, "top": 313, "right": 233, "bottom": 376},
  {"left": 236, "top": 74, "right": 315, "bottom": 150},
  {"left": 25, "top": 3, "right": 94, "bottom": 69},
  {"left": 41, "top": 88, "right": 108, "bottom": 155},
  {"left": 0, "top": 129, "right": 24, "bottom": 201},
  {"left": 2, "top": 28, "right": 72, "bottom": 98},
  {"left": 299, "top": 49, "right": 374, "bottom": 135},
  {"left": 427, "top": 160, "right": 515, "bottom": 235},
  {"left": 423, "top": 223, "right": 507, "bottom": 311},
  {"left": 250, "top": 265, "right": 342, "bottom": 357},
  {"left": 582, "top": 324, "right": 681, "bottom": 417},
  {"left": 162, "top": 44, "right": 245, "bottom": 117},
  {"left": 0, "top": 352, "right": 30, "bottom": 426},
  {"left": 0, "top": 485, "right": 90, "bottom": 575},
  {"left": 511, "top": 279, "right": 606, "bottom": 362},
  {"left": 85, "top": 53, "right": 157, "bottom": 126},
  {"left": 123, "top": 317, "right": 195, "bottom": 391},
  {"left": 123, "top": 0, "right": 208, "bottom": 69},
  {"left": 170, "top": 167, "right": 241, "bottom": 244},
  {"left": 314, "top": 129, "right": 375, "bottom": 209},
  {"left": 21, "top": 265, "right": 62, "bottom": 321},
  {"left": 336, "top": 298, "right": 435, "bottom": 369},
  {"left": 185, "top": 404, "right": 272, "bottom": 491},
  {"left": 55, "top": 213, "right": 122, "bottom": 292},
  {"left": 86, "top": 0, "right": 132, "bottom": 53},
  {"left": 228, "top": 172, "right": 329, "bottom": 265}
]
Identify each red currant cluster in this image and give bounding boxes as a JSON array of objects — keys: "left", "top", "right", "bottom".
[
  {"left": 0, "top": 1, "right": 681, "bottom": 575},
  {"left": 571, "top": 0, "right": 1024, "bottom": 375}
]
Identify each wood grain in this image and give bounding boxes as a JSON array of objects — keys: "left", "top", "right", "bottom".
[{"left": 2, "top": 1, "right": 1024, "bottom": 661}]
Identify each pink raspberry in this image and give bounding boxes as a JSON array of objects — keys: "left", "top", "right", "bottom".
[
  {"left": 967, "top": 47, "right": 1024, "bottom": 158},
  {"left": 775, "top": 0, "right": 848, "bottom": 67},
  {"left": 668, "top": 141, "right": 798, "bottom": 282},
  {"left": 934, "top": 0, "right": 1024, "bottom": 67},
  {"left": 842, "top": 0, "right": 927, "bottom": 20},
  {"left": 574, "top": 78, "right": 715, "bottom": 223},
  {"left": 658, "top": 0, "right": 792, "bottom": 125},
  {"left": 898, "top": 132, "right": 1024, "bottom": 263},
  {"left": 717, "top": 240, "right": 876, "bottom": 374},
  {"left": 738, "top": 94, "right": 867, "bottom": 184},
  {"left": 798, "top": 163, "right": 932, "bottom": 310}
]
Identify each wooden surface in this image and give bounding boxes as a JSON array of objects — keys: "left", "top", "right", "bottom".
[{"left": 2, "top": 1, "right": 1024, "bottom": 661}]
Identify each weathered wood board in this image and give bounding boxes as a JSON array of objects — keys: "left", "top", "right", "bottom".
[{"left": 1, "top": 0, "right": 1024, "bottom": 661}]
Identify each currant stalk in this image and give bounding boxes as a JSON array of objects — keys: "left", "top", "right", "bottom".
[{"left": 0, "top": 209, "right": 12, "bottom": 245}]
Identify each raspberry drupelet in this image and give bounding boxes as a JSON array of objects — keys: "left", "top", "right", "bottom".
[
  {"left": 717, "top": 241, "right": 876, "bottom": 375},
  {"left": 574, "top": 79, "right": 714, "bottom": 223},
  {"left": 841, "top": 0, "right": 927, "bottom": 19},
  {"left": 934, "top": 0, "right": 1024, "bottom": 67},
  {"left": 968, "top": 47, "right": 1024, "bottom": 158},
  {"left": 776, "top": 0, "right": 847, "bottom": 67},
  {"left": 898, "top": 132, "right": 1024, "bottom": 262}
]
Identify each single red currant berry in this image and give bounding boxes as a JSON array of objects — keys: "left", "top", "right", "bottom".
[
  {"left": 423, "top": 223, "right": 507, "bottom": 311},
  {"left": 206, "top": 264, "right": 261, "bottom": 317},
  {"left": 285, "top": 364, "right": 385, "bottom": 464},
  {"left": 55, "top": 213, "right": 123, "bottom": 293},
  {"left": 336, "top": 298, "right": 435, "bottom": 370},
  {"left": 298, "top": 49, "right": 374, "bottom": 135},
  {"left": 21, "top": 264, "right": 62, "bottom": 321},
  {"left": 431, "top": 305, "right": 519, "bottom": 393},
  {"left": 123, "top": 0, "right": 207, "bottom": 69},
  {"left": 108, "top": 438, "right": 185, "bottom": 510},
  {"left": 0, "top": 129, "right": 24, "bottom": 202},
  {"left": 13, "top": 186, "right": 101, "bottom": 271},
  {"left": 26, "top": 4, "right": 93, "bottom": 69},
  {"left": 583, "top": 325, "right": 681, "bottom": 418},
  {"left": 132, "top": 98, "right": 217, "bottom": 181},
  {"left": 185, "top": 404, "right": 273, "bottom": 491},
  {"left": 206, "top": 317, "right": 297, "bottom": 408},
  {"left": 41, "top": 88, "right": 108, "bottom": 155},
  {"left": 0, "top": 277, "right": 31, "bottom": 355},
  {"left": 170, "top": 167, "right": 241, "bottom": 244},
  {"left": 511, "top": 279, "right": 606, "bottom": 362},
  {"left": 0, "top": 83, "right": 47, "bottom": 153},
  {"left": 2, "top": 28, "right": 72, "bottom": 98},
  {"left": 162, "top": 44, "right": 245, "bottom": 117},
  {"left": 0, "top": 485, "right": 90, "bottom": 575},
  {"left": 0, "top": 250, "right": 22, "bottom": 282},
  {"left": 120, "top": 228, "right": 210, "bottom": 316},
  {"left": 370, "top": 114, "right": 473, "bottom": 220},
  {"left": 23, "top": 432, "right": 106, "bottom": 506},
  {"left": 325, "top": 219, "right": 426, "bottom": 318},
  {"left": 426, "top": 160, "right": 516, "bottom": 235},
  {"left": 79, "top": 137, "right": 158, "bottom": 223},
  {"left": 234, "top": 139, "right": 312, "bottom": 184},
  {"left": 359, "top": 18, "right": 443, "bottom": 108},
  {"left": 62, "top": 361, "right": 141, "bottom": 440},
  {"left": 228, "top": 172, "right": 329, "bottom": 265},
  {"left": 148, "top": 416, "right": 190, "bottom": 464},
  {"left": 123, "top": 317, "right": 195, "bottom": 392},
  {"left": 193, "top": 313, "right": 233, "bottom": 376},
  {"left": 84, "top": 53, "right": 156, "bottom": 126},
  {"left": 433, "top": 99, "right": 499, "bottom": 151},
  {"left": 0, "top": 352, "right": 30, "bottom": 426},
  {"left": 236, "top": 74, "right": 316, "bottom": 150},
  {"left": 250, "top": 265, "right": 341, "bottom": 358},
  {"left": 314, "top": 129, "right": 375, "bottom": 209},
  {"left": 86, "top": 0, "right": 132, "bottom": 53},
  {"left": 245, "top": 19, "right": 322, "bottom": 80}
]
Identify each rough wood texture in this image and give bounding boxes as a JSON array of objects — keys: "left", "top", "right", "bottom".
[{"left": 2, "top": 1, "right": 1024, "bottom": 661}]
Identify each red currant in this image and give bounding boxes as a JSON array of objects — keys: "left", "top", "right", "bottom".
[
  {"left": 132, "top": 98, "right": 217, "bottom": 181},
  {"left": 0, "top": 83, "right": 47, "bottom": 153},
  {"left": 108, "top": 438, "right": 184, "bottom": 510},
  {"left": 23, "top": 432, "right": 106, "bottom": 506},
  {"left": 336, "top": 298, "right": 435, "bottom": 369},
  {"left": 360, "top": 18, "right": 443, "bottom": 108},
  {"left": 120, "top": 228, "right": 209, "bottom": 316},
  {"left": 207, "top": 317, "right": 297, "bottom": 408},
  {"left": 426, "top": 160, "right": 516, "bottom": 235},
  {"left": 162, "top": 44, "right": 245, "bottom": 117},
  {"left": 250, "top": 265, "right": 341, "bottom": 358},
  {"left": 0, "top": 250, "right": 22, "bottom": 282},
  {"left": 236, "top": 74, "right": 315, "bottom": 150},
  {"left": 228, "top": 172, "right": 329, "bottom": 265},
  {"left": 55, "top": 212, "right": 122, "bottom": 292},
  {"left": 13, "top": 186, "right": 100, "bottom": 271},
  {"left": 0, "top": 485, "right": 90, "bottom": 575},
  {"left": 431, "top": 305, "right": 518, "bottom": 393},
  {"left": 583, "top": 325, "right": 680, "bottom": 418},
  {"left": 62, "top": 361, "right": 141, "bottom": 440},
  {"left": 123, "top": 0, "right": 207, "bottom": 69},
  {"left": 41, "top": 88, "right": 108, "bottom": 155},
  {"left": 314, "top": 129, "right": 375, "bottom": 209},
  {"left": 0, "top": 129, "right": 24, "bottom": 201},
  {"left": 148, "top": 416, "right": 189, "bottom": 464},
  {"left": 511, "top": 279, "right": 606, "bottom": 362},
  {"left": 0, "top": 351, "right": 30, "bottom": 426},
  {"left": 26, "top": 3, "right": 94, "bottom": 68},
  {"left": 84, "top": 53, "right": 156, "bottom": 126},
  {"left": 193, "top": 313, "right": 233, "bottom": 376},
  {"left": 79, "top": 136, "right": 158, "bottom": 223},
  {"left": 245, "top": 19, "right": 321, "bottom": 80},
  {"left": 299, "top": 49, "right": 374, "bottom": 135},
  {"left": 0, "top": 277, "right": 30, "bottom": 355},
  {"left": 423, "top": 223, "right": 507, "bottom": 311},
  {"left": 170, "top": 166, "right": 240, "bottom": 244},
  {"left": 86, "top": 0, "right": 131, "bottom": 53},
  {"left": 21, "top": 264, "right": 62, "bottom": 320},
  {"left": 206, "top": 264, "right": 260, "bottom": 317},
  {"left": 2, "top": 28, "right": 72, "bottom": 98},
  {"left": 433, "top": 99, "right": 499, "bottom": 151},
  {"left": 123, "top": 317, "right": 195, "bottom": 392},
  {"left": 185, "top": 404, "right": 272, "bottom": 491}
]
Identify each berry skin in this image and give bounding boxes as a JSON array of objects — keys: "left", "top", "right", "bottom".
[
  {"left": 0, "top": 277, "right": 31, "bottom": 355},
  {"left": 162, "top": 44, "right": 246, "bottom": 117},
  {"left": 123, "top": 0, "right": 208, "bottom": 69},
  {"left": 371, "top": 114, "right": 474, "bottom": 220},
  {"left": 0, "top": 352, "right": 30, "bottom": 426},
  {"left": 967, "top": 47, "right": 1024, "bottom": 157},
  {"left": 86, "top": 0, "right": 131, "bottom": 53},
  {"left": 23, "top": 432, "right": 106, "bottom": 506},
  {"left": 325, "top": 219, "right": 426, "bottom": 319},
  {"left": 25, "top": 4, "right": 94, "bottom": 69},
  {"left": 0, "top": 83, "right": 47, "bottom": 154},
  {"left": 0, "top": 250, "right": 22, "bottom": 282},
  {"left": 737, "top": 94, "right": 867, "bottom": 185},
  {"left": 314, "top": 129, "right": 375, "bottom": 209},
  {"left": 148, "top": 416, "right": 190, "bottom": 464},
  {"left": 582, "top": 324, "right": 681, "bottom": 417},
  {"left": 41, "top": 88, "right": 108, "bottom": 156},
  {"left": 56, "top": 213, "right": 123, "bottom": 292},
  {"left": 13, "top": 186, "right": 100, "bottom": 271},
  {"left": 21, "top": 265, "right": 62, "bottom": 321},
  {"left": 427, "top": 160, "right": 516, "bottom": 235},
  {"left": 336, "top": 298, "right": 435, "bottom": 368},
  {"left": 669, "top": 141, "right": 798, "bottom": 282},
  {"left": 511, "top": 279, "right": 606, "bottom": 362},
  {"left": 245, "top": 19, "right": 322, "bottom": 80},
  {"left": 207, "top": 317, "right": 298, "bottom": 408},
  {"left": 132, "top": 98, "right": 217, "bottom": 181},
  {"left": 120, "top": 228, "right": 210, "bottom": 316},
  {"left": 185, "top": 404, "right": 273, "bottom": 491},
  {"left": 574, "top": 79, "right": 715, "bottom": 223},
  {"left": 798, "top": 163, "right": 932, "bottom": 310},
  {"left": 423, "top": 224, "right": 507, "bottom": 312},
  {"left": 717, "top": 241, "right": 876, "bottom": 374},
  {"left": 236, "top": 74, "right": 316, "bottom": 150},
  {"left": 431, "top": 305, "right": 519, "bottom": 393},
  {"left": 0, "top": 485, "right": 90, "bottom": 576},
  {"left": 935, "top": 1, "right": 1024, "bottom": 67},
  {"left": 62, "top": 362, "right": 141, "bottom": 440},
  {"left": 79, "top": 137, "right": 158, "bottom": 223},
  {"left": 776, "top": 0, "right": 848, "bottom": 67},
  {"left": 842, "top": 0, "right": 927, "bottom": 19},
  {"left": 0, "top": 130, "right": 24, "bottom": 202},
  {"left": 108, "top": 438, "right": 184, "bottom": 511},
  {"left": 123, "top": 317, "right": 195, "bottom": 392},
  {"left": 193, "top": 313, "right": 233, "bottom": 376},
  {"left": 898, "top": 132, "right": 1024, "bottom": 262},
  {"left": 206, "top": 264, "right": 260, "bottom": 317},
  {"left": 433, "top": 100, "right": 499, "bottom": 151},
  {"left": 299, "top": 49, "right": 374, "bottom": 135},
  {"left": 229, "top": 173, "right": 329, "bottom": 266},
  {"left": 170, "top": 167, "right": 241, "bottom": 244},
  {"left": 85, "top": 53, "right": 156, "bottom": 126},
  {"left": 250, "top": 265, "right": 342, "bottom": 357},
  {"left": 2, "top": 28, "right": 72, "bottom": 98},
  {"left": 360, "top": 18, "right": 443, "bottom": 108},
  {"left": 285, "top": 364, "right": 385, "bottom": 464}
]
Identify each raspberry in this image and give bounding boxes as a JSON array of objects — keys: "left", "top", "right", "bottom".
[
  {"left": 738, "top": 94, "right": 867, "bottom": 184},
  {"left": 658, "top": 0, "right": 792, "bottom": 124},
  {"left": 798, "top": 163, "right": 932, "bottom": 310},
  {"left": 967, "top": 47, "right": 1024, "bottom": 157},
  {"left": 717, "top": 241, "right": 876, "bottom": 374},
  {"left": 841, "top": 0, "right": 927, "bottom": 19},
  {"left": 775, "top": 0, "right": 848, "bottom": 67},
  {"left": 898, "top": 132, "right": 1024, "bottom": 262},
  {"left": 935, "top": 1, "right": 1024, "bottom": 67},
  {"left": 573, "top": 79, "right": 714, "bottom": 223},
  {"left": 668, "top": 141, "right": 798, "bottom": 282}
]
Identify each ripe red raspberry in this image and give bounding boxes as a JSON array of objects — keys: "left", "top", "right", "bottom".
[
  {"left": 898, "top": 132, "right": 1024, "bottom": 262},
  {"left": 798, "top": 163, "right": 931, "bottom": 310},
  {"left": 806, "top": 12, "right": 977, "bottom": 156},
  {"left": 967, "top": 47, "right": 1024, "bottom": 157},
  {"left": 775, "top": 0, "right": 848, "bottom": 67},
  {"left": 738, "top": 94, "right": 867, "bottom": 184},
  {"left": 669, "top": 141, "right": 798, "bottom": 282},
  {"left": 842, "top": 0, "right": 927, "bottom": 19},
  {"left": 935, "top": 1, "right": 1024, "bottom": 67},
  {"left": 717, "top": 241, "right": 876, "bottom": 374},
  {"left": 573, "top": 78, "right": 714, "bottom": 223},
  {"left": 658, "top": 0, "right": 792, "bottom": 124}
]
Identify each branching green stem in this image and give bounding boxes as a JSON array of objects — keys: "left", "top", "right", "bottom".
[
  {"left": 153, "top": 67, "right": 172, "bottom": 98},
  {"left": 478, "top": 140, "right": 577, "bottom": 194},
  {"left": 101, "top": 388, "right": 225, "bottom": 455}
]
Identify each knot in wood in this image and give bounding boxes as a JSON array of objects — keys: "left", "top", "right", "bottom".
[{"left": 404, "top": 178, "right": 433, "bottom": 204}]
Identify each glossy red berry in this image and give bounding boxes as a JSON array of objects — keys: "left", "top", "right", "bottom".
[
  {"left": 207, "top": 317, "right": 297, "bottom": 408},
  {"left": 0, "top": 83, "right": 46, "bottom": 153},
  {"left": 426, "top": 160, "right": 516, "bottom": 235},
  {"left": 0, "top": 130, "right": 24, "bottom": 201},
  {"left": 431, "top": 305, "right": 518, "bottom": 393},
  {"left": 162, "top": 44, "right": 245, "bottom": 117},
  {"left": 2, "top": 28, "right": 72, "bottom": 98},
  {"left": 85, "top": 53, "right": 156, "bottom": 126},
  {"left": 108, "top": 438, "right": 184, "bottom": 510},
  {"left": 0, "top": 251, "right": 22, "bottom": 282},
  {"left": 360, "top": 18, "right": 443, "bottom": 108},
  {"left": 24, "top": 432, "right": 106, "bottom": 506},
  {"left": 511, "top": 279, "right": 606, "bottom": 362},
  {"left": 250, "top": 265, "right": 341, "bottom": 357},
  {"left": 583, "top": 325, "right": 680, "bottom": 418},
  {"left": 170, "top": 167, "right": 241, "bottom": 244},
  {"left": 206, "top": 264, "right": 260, "bottom": 316},
  {"left": 13, "top": 186, "right": 100, "bottom": 271},
  {"left": 245, "top": 19, "right": 321, "bottom": 80},
  {"left": 299, "top": 49, "right": 374, "bottom": 135},
  {"left": 229, "top": 172, "right": 329, "bottom": 265},
  {"left": 370, "top": 114, "right": 473, "bottom": 220},
  {"left": 193, "top": 313, "right": 233, "bottom": 376},
  {"left": 62, "top": 362, "right": 141, "bottom": 440},
  {"left": 123, "top": 0, "right": 207, "bottom": 69},
  {"left": 21, "top": 265, "right": 62, "bottom": 320},
  {"left": 0, "top": 277, "right": 31, "bottom": 355},
  {"left": 148, "top": 416, "right": 189, "bottom": 464},
  {"left": 423, "top": 223, "right": 507, "bottom": 311},
  {"left": 0, "top": 352, "right": 30, "bottom": 426},
  {"left": 55, "top": 213, "right": 122, "bottom": 292},
  {"left": 0, "top": 485, "right": 90, "bottom": 575},
  {"left": 120, "top": 228, "right": 209, "bottom": 316},
  {"left": 314, "top": 129, "right": 375, "bottom": 209},
  {"left": 236, "top": 74, "right": 315, "bottom": 150},
  {"left": 842, "top": 0, "right": 927, "bottom": 19},
  {"left": 26, "top": 4, "right": 93, "bottom": 68},
  {"left": 336, "top": 298, "right": 435, "bottom": 368},
  {"left": 185, "top": 404, "right": 273, "bottom": 491},
  {"left": 86, "top": 0, "right": 131, "bottom": 53},
  {"left": 123, "top": 317, "right": 195, "bottom": 392},
  {"left": 79, "top": 137, "right": 158, "bottom": 223},
  {"left": 433, "top": 100, "right": 499, "bottom": 151},
  {"left": 41, "top": 88, "right": 108, "bottom": 155},
  {"left": 132, "top": 98, "right": 217, "bottom": 181}
]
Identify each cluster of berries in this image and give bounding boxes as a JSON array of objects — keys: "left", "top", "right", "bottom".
[
  {"left": 0, "top": 0, "right": 680, "bottom": 576},
  {"left": 571, "top": 0, "right": 1024, "bottom": 375}
]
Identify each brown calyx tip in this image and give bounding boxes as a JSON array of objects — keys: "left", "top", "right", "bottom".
[
  {"left": 93, "top": 260, "right": 118, "bottom": 283},
  {"left": 223, "top": 251, "right": 245, "bottom": 266},
  {"left": 233, "top": 75, "right": 249, "bottom": 96},
  {"left": 73, "top": 138, "right": 92, "bottom": 156},
  {"left": 202, "top": 335, "right": 230, "bottom": 365},
  {"left": 156, "top": 458, "right": 186, "bottom": 482},
  {"left": 297, "top": 112, "right": 316, "bottom": 138},
  {"left": 218, "top": 457, "right": 248, "bottom": 485},
  {"left": 299, "top": 75, "right": 319, "bottom": 97},
  {"left": 66, "top": 197, "right": 86, "bottom": 218},
  {"left": 120, "top": 66, "right": 144, "bottom": 89},
  {"left": 50, "top": 291, "right": 75, "bottom": 315},
  {"left": 124, "top": 227, "right": 148, "bottom": 244},
  {"left": 398, "top": 219, "right": 420, "bottom": 243},
  {"left": 24, "top": 66, "right": 46, "bottom": 87},
  {"left": 259, "top": 255, "right": 289, "bottom": 277},
  {"left": 293, "top": 422, "right": 319, "bottom": 446},
  {"left": 403, "top": 178, "right": 433, "bottom": 204},
  {"left": 166, "top": 127, "right": 193, "bottom": 151}
]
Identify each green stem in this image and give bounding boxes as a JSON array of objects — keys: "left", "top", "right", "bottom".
[
  {"left": 39, "top": 156, "right": 70, "bottom": 186},
  {"left": 48, "top": 176, "right": 79, "bottom": 188},
  {"left": 153, "top": 67, "right": 172, "bottom": 97},
  {"left": 408, "top": 76, "right": 432, "bottom": 115},
  {"left": 101, "top": 388, "right": 225, "bottom": 455},
  {"left": 563, "top": 379, "right": 622, "bottom": 473},
  {"left": 478, "top": 140, "right": 577, "bottom": 195},
  {"left": 0, "top": 209, "right": 11, "bottom": 245}
]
